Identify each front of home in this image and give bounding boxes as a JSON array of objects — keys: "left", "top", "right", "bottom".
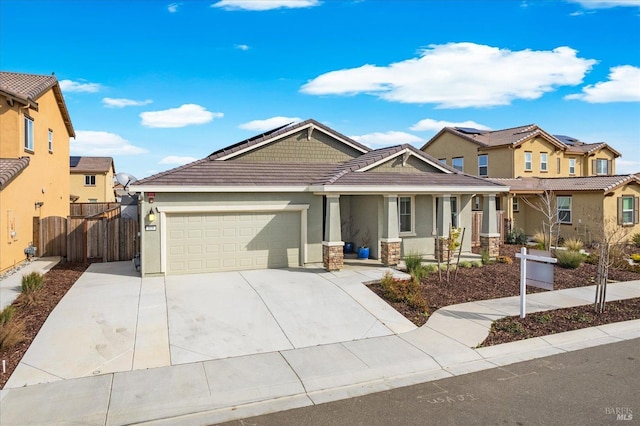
[
  {"left": 0, "top": 71, "right": 75, "bottom": 273},
  {"left": 131, "top": 120, "right": 508, "bottom": 276}
]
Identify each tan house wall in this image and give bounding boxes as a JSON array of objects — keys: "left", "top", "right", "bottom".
[
  {"left": 512, "top": 137, "right": 563, "bottom": 177},
  {"left": 70, "top": 169, "right": 116, "bottom": 202},
  {"left": 582, "top": 148, "right": 617, "bottom": 176},
  {"left": 0, "top": 90, "right": 71, "bottom": 272},
  {"left": 421, "top": 132, "right": 479, "bottom": 173},
  {"left": 369, "top": 156, "right": 441, "bottom": 173},
  {"left": 233, "top": 130, "right": 362, "bottom": 163},
  {"left": 482, "top": 148, "right": 514, "bottom": 178}
]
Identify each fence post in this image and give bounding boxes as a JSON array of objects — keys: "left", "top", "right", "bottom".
[{"left": 102, "top": 218, "right": 108, "bottom": 263}]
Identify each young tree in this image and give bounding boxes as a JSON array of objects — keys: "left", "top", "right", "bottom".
[{"left": 521, "top": 189, "right": 561, "bottom": 251}]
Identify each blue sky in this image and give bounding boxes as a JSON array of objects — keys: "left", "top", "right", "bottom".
[{"left": 2, "top": 0, "right": 639, "bottom": 179}]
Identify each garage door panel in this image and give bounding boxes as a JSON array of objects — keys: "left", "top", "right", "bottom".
[{"left": 167, "top": 211, "right": 301, "bottom": 275}]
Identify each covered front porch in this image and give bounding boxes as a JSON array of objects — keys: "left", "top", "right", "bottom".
[{"left": 320, "top": 192, "right": 502, "bottom": 271}]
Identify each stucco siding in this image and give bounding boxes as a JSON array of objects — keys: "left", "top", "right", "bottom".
[
  {"left": 401, "top": 194, "right": 436, "bottom": 256},
  {"left": 422, "top": 132, "right": 479, "bottom": 173},
  {"left": 70, "top": 169, "right": 116, "bottom": 202},
  {"left": 348, "top": 195, "right": 380, "bottom": 258},
  {"left": 232, "top": 130, "right": 362, "bottom": 163}
]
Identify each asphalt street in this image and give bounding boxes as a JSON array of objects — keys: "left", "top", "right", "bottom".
[{"left": 221, "top": 338, "right": 639, "bottom": 426}]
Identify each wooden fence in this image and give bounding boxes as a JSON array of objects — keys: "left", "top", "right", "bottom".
[
  {"left": 35, "top": 205, "right": 138, "bottom": 263},
  {"left": 471, "top": 210, "right": 505, "bottom": 247}
]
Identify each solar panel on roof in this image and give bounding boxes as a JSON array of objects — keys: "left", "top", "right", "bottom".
[
  {"left": 69, "top": 156, "right": 81, "bottom": 167},
  {"left": 455, "top": 127, "right": 487, "bottom": 135},
  {"left": 554, "top": 134, "right": 579, "bottom": 146}
]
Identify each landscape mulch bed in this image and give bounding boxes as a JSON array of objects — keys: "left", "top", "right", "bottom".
[
  {"left": 0, "top": 261, "right": 92, "bottom": 389},
  {"left": 368, "top": 244, "right": 640, "bottom": 341}
]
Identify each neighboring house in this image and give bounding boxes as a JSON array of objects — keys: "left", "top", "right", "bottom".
[
  {"left": 421, "top": 124, "right": 620, "bottom": 179},
  {"left": 489, "top": 175, "right": 640, "bottom": 243},
  {"left": 131, "top": 119, "right": 507, "bottom": 276},
  {"left": 421, "top": 124, "right": 636, "bottom": 243},
  {"left": 0, "top": 71, "right": 75, "bottom": 273},
  {"left": 70, "top": 156, "right": 116, "bottom": 203}
]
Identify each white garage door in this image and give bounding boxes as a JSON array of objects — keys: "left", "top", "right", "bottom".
[{"left": 166, "top": 211, "right": 301, "bottom": 274}]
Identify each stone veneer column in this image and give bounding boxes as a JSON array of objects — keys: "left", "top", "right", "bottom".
[
  {"left": 480, "top": 193, "right": 500, "bottom": 257},
  {"left": 380, "top": 239, "right": 401, "bottom": 266},
  {"left": 323, "top": 195, "right": 343, "bottom": 271}
]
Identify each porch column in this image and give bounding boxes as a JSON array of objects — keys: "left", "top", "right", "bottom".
[
  {"left": 381, "top": 195, "right": 401, "bottom": 266},
  {"left": 436, "top": 195, "right": 452, "bottom": 262},
  {"left": 323, "top": 195, "right": 344, "bottom": 271},
  {"left": 480, "top": 193, "right": 500, "bottom": 257}
]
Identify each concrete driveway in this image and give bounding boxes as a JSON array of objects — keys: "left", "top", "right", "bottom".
[{"left": 5, "top": 262, "right": 415, "bottom": 388}]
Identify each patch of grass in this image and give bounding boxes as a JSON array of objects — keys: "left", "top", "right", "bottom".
[
  {"left": 494, "top": 319, "right": 525, "bottom": 334},
  {"left": 423, "top": 264, "right": 439, "bottom": 274},
  {"left": 555, "top": 250, "right": 584, "bottom": 269},
  {"left": 562, "top": 237, "right": 584, "bottom": 252},
  {"left": 458, "top": 260, "right": 472, "bottom": 268},
  {"left": 19, "top": 271, "right": 44, "bottom": 306},
  {"left": 0, "top": 306, "right": 25, "bottom": 350},
  {"left": 471, "top": 260, "right": 483, "bottom": 268},
  {"left": 403, "top": 252, "right": 423, "bottom": 275},
  {"left": 535, "top": 313, "right": 552, "bottom": 324},
  {"left": 566, "top": 311, "right": 593, "bottom": 323}
]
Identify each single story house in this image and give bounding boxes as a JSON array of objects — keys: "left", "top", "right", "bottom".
[{"left": 131, "top": 119, "right": 508, "bottom": 276}]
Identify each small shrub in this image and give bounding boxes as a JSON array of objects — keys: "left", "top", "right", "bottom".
[
  {"left": 566, "top": 311, "right": 593, "bottom": 323},
  {"left": 585, "top": 252, "right": 599, "bottom": 265},
  {"left": 458, "top": 260, "right": 472, "bottom": 269},
  {"left": 379, "top": 272, "right": 428, "bottom": 313},
  {"left": 423, "top": 264, "right": 438, "bottom": 274},
  {"left": 480, "top": 249, "right": 490, "bottom": 265},
  {"left": 21, "top": 271, "right": 44, "bottom": 293},
  {"left": 0, "top": 305, "right": 15, "bottom": 326},
  {"left": 632, "top": 232, "right": 640, "bottom": 248},
  {"left": 494, "top": 319, "right": 525, "bottom": 334},
  {"left": 555, "top": 250, "right": 584, "bottom": 269},
  {"left": 495, "top": 255, "right": 513, "bottom": 265},
  {"left": 563, "top": 237, "right": 584, "bottom": 252},
  {"left": 535, "top": 313, "right": 552, "bottom": 324},
  {"left": 403, "top": 252, "right": 423, "bottom": 276},
  {"left": 506, "top": 228, "right": 527, "bottom": 245},
  {"left": 532, "top": 231, "right": 546, "bottom": 246},
  {"left": 380, "top": 271, "right": 395, "bottom": 288},
  {"left": 471, "top": 260, "right": 483, "bottom": 268},
  {"left": 630, "top": 253, "right": 640, "bottom": 263}
]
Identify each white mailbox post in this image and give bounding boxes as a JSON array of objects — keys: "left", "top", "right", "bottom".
[{"left": 515, "top": 247, "right": 557, "bottom": 318}]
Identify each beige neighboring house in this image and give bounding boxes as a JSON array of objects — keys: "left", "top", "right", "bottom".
[
  {"left": 421, "top": 124, "right": 638, "bottom": 243},
  {"left": 69, "top": 156, "right": 116, "bottom": 203}
]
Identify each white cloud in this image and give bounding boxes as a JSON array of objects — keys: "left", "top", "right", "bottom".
[
  {"left": 211, "top": 0, "right": 320, "bottom": 11},
  {"left": 168, "top": 2, "right": 181, "bottom": 12},
  {"left": 239, "top": 116, "right": 301, "bottom": 131},
  {"left": 301, "top": 42, "right": 596, "bottom": 108},
  {"left": 102, "top": 97, "right": 153, "bottom": 108},
  {"left": 71, "top": 131, "right": 148, "bottom": 156},
  {"left": 159, "top": 156, "right": 198, "bottom": 165},
  {"left": 410, "top": 119, "right": 491, "bottom": 132},
  {"left": 566, "top": 0, "right": 640, "bottom": 9},
  {"left": 59, "top": 79, "right": 101, "bottom": 93},
  {"left": 140, "top": 104, "right": 223, "bottom": 128},
  {"left": 565, "top": 65, "right": 640, "bottom": 103},
  {"left": 616, "top": 158, "right": 640, "bottom": 175},
  {"left": 350, "top": 131, "right": 424, "bottom": 148},
  {"left": 235, "top": 44, "right": 250, "bottom": 51}
]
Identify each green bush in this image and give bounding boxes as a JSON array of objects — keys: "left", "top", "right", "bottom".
[
  {"left": 555, "top": 250, "right": 584, "bottom": 269},
  {"left": 505, "top": 228, "right": 527, "bottom": 245},
  {"left": 480, "top": 249, "right": 490, "bottom": 265},
  {"left": 0, "top": 305, "right": 14, "bottom": 326},
  {"left": 403, "top": 252, "right": 423, "bottom": 276},
  {"left": 471, "top": 260, "right": 483, "bottom": 268},
  {"left": 379, "top": 272, "right": 427, "bottom": 312},
  {"left": 423, "top": 264, "right": 438, "bottom": 274},
  {"left": 562, "top": 237, "right": 584, "bottom": 252},
  {"left": 21, "top": 271, "right": 44, "bottom": 293},
  {"left": 458, "top": 260, "right": 472, "bottom": 268},
  {"left": 632, "top": 232, "right": 640, "bottom": 248}
]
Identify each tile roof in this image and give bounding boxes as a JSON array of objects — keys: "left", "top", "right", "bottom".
[
  {"left": 70, "top": 156, "right": 115, "bottom": 173},
  {"left": 489, "top": 175, "right": 640, "bottom": 193},
  {"left": 0, "top": 71, "right": 75, "bottom": 137},
  {"left": 207, "top": 119, "right": 370, "bottom": 160},
  {"left": 0, "top": 157, "right": 30, "bottom": 189}
]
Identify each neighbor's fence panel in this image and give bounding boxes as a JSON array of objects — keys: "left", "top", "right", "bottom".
[
  {"left": 66, "top": 217, "right": 86, "bottom": 262},
  {"left": 471, "top": 210, "right": 505, "bottom": 247},
  {"left": 69, "top": 203, "right": 120, "bottom": 217}
]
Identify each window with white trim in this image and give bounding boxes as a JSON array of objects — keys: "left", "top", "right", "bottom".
[
  {"left": 569, "top": 158, "right": 576, "bottom": 175},
  {"left": 84, "top": 175, "right": 96, "bottom": 186},
  {"left": 399, "top": 196, "right": 413, "bottom": 234},
  {"left": 513, "top": 197, "right": 519, "bottom": 212},
  {"left": 452, "top": 157, "right": 463, "bottom": 172},
  {"left": 474, "top": 196, "right": 480, "bottom": 211},
  {"left": 478, "top": 154, "right": 488, "bottom": 177},
  {"left": 451, "top": 196, "right": 458, "bottom": 227},
  {"left": 540, "top": 152, "right": 548, "bottom": 172},
  {"left": 595, "top": 158, "right": 609, "bottom": 175},
  {"left": 48, "top": 129, "right": 53, "bottom": 152},
  {"left": 24, "top": 116, "right": 34, "bottom": 151},
  {"left": 524, "top": 152, "right": 532, "bottom": 171},
  {"left": 557, "top": 196, "right": 572, "bottom": 224}
]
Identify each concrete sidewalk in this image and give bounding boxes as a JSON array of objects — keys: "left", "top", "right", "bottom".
[
  {"left": 0, "top": 257, "right": 61, "bottom": 310},
  {"left": 1, "top": 276, "right": 638, "bottom": 425}
]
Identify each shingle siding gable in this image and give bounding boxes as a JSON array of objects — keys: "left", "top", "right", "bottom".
[
  {"left": 368, "top": 156, "right": 441, "bottom": 173},
  {"left": 231, "top": 130, "right": 363, "bottom": 163}
]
